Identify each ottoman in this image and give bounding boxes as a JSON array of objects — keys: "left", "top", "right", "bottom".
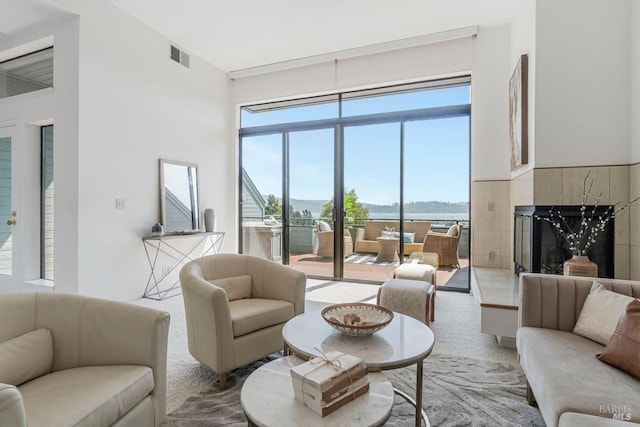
[
  {"left": 377, "top": 278, "right": 435, "bottom": 325},
  {"left": 393, "top": 263, "right": 437, "bottom": 322}
]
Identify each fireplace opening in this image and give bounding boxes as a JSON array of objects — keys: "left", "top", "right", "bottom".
[{"left": 514, "top": 205, "right": 614, "bottom": 278}]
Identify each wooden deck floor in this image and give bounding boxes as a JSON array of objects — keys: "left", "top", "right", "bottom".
[{"left": 288, "top": 253, "right": 469, "bottom": 288}]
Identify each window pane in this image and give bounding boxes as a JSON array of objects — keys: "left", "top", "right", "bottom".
[
  {"left": 241, "top": 133, "right": 283, "bottom": 262},
  {"left": 342, "top": 83, "right": 470, "bottom": 117},
  {"left": 0, "top": 47, "right": 53, "bottom": 100},
  {"left": 241, "top": 94, "right": 339, "bottom": 128},
  {"left": 0, "top": 136, "right": 11, "bottom": 276},
  {"left": 42, "top": 125, "right": 54, "bottom": 280}
]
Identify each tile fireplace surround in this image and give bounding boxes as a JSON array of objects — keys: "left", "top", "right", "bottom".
[{"left": 472, "top": 163, "right": 639, "bottom": 280}]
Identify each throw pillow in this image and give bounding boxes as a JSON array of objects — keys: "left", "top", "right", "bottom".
[
  {"left": 573, "top": 282, "right": 636, "bottom": 345},
  {"left": 0, "top": 329, "right": 53, "bottom": 386},
  {"left": 597, "top": 299, "right": 640, "bottom": 380},
  {"left": 317, "top": 221, "right": 331, "bottom": 232},
  {"left": 381, "top": 230, "right": 397, "bottom": 239},
  {"left": 211, "top": 275, "right": 252, "bottom": 301},
  {"left": 380, "top": 230, "right": 415, "bottom": 243},
  {"left": 446, "top": 225, "right": 459, "bottom": 237}
]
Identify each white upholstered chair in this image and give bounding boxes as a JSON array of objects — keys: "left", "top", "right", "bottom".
[{"left": 179, "top": 254, "right": 306, "bottom": 389}]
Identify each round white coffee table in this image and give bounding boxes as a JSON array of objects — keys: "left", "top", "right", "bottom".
[
  {"left": 241, "top": 356, "right": 394, "bottom": 427},
  {"left": 283, "top": 311, "right": 435, "bottom": 427}
]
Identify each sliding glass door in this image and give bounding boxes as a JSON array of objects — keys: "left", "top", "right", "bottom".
[
  {"left": 343, "top": 123, "right": 400, "bottom": 282},
  {"left": 287, "top": 128, "right": 335, "bottom": 276},
  {"left": 239, "top": 78, "right": 471, "bottom": 290}
]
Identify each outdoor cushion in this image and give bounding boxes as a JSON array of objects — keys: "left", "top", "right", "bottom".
[
  {"left": 517, "top": 327, "right": 640, "bottom": 426},
  {"left": 0, "top": 329, "right": 52, "bottom": 386},
  {"left": 229, "top": 299, "right": 294, "bottom": 337},
  {"left": 381, "top": 230, "right": 416, "bottom": 243},
  {"left": 19, "top": 365, "right": 154, "bottom": 427},
  {"left": 210, "top": 275, "right": 252, "bottom": 301},
  {"left": 446, "top": 225, "right": 459, "bottom": 237},
  {"left": 317, "top": 221, "right": 331, "bottom": 232}
]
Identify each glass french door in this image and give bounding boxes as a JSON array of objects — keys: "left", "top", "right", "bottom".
[
  {"left": 343, "top": 123, "right": 400, "bottom": 282},
  {"left": 286, "top": 129, "right": 335, "bottom": 277},
  {"left": 0, "top": 126, "right": 18, "bottom": 293}
]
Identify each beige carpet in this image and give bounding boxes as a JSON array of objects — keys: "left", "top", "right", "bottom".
[{"left": 134, "top": 279, "right": 533, "bottom": 424}]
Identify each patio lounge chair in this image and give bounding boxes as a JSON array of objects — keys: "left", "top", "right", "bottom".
[
  {"left": 316, "top": 220, "right": 353, "bottom": 258},
  {"left": 423, "top": 224, "right": 463, "bottom": 267}
]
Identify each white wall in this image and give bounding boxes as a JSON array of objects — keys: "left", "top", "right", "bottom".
[
  {"left": 0, "top": 17, "right": 80, "bottom": 294},
  {"left": 509, "top": 0, "right": 536, "bottom": 176},
  {"left": 76, "top": 1, "right": 231, "bottom": 300},
  {"left": 632, "top": 0, "right": 640, "bottom": 163},
  {"left": 534, "top": 0, "right": 631, "bottom": 168},
  {"left": 471, "top": 25, "right": 511, "bottom": 181}
]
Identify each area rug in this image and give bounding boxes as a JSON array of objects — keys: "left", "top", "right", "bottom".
[
  {"left": 164, "top": 353, "right": 544, "bottom": 426},
  {"left": 344, "top": 253, "right": 420, "bottom": 267}
]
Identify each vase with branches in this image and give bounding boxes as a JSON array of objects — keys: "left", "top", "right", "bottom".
[{"left": 534, "top": 172, "right": 639, "bottom": 276}]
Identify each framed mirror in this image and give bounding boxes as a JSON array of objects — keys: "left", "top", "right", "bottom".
[{"left": 160, "top": 159, "right": 200, "bottom": 233}]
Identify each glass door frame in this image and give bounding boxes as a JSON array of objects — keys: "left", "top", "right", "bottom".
[{"left": 239, "top": 103, "right": 470, "bottom": 283}]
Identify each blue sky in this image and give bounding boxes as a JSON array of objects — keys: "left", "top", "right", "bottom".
[{"left": 241, "top": 85, "right": 470, "bottom": 206}]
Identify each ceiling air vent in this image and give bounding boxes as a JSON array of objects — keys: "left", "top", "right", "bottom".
[{"left": 170, "top": 44, "right": 190, "bottom": 68}]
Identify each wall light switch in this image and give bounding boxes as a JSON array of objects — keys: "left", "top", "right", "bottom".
[
  {"left": 115, "top": 198, "right": 126, "bottom": 209},
  {"left": 487, "top": 201, "right": 495, "bottom": 212}
]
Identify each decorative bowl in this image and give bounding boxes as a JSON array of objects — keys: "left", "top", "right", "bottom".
[{"left": 321, "top": 303, "right": 394, "bottom": 337}]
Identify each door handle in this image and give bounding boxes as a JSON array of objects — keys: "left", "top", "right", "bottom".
[{"left": 6, "top": 219, "right": 15, "bottom": 226}]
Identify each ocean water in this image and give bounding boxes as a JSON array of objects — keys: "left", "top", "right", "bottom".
[{"left": 368, "top": 212, "right": 469, "bottom": 222}]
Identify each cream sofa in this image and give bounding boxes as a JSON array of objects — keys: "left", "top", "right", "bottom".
[
  {"left": 0, "top": 292, "right": 170, "bottom": 427},
  {"left": 517, "top": 274, "right": 640, "bottom": 427},
  {"left": 354, "top": 220, "right": 431, "bottom": 255}
]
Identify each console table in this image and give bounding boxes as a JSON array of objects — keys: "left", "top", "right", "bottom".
[{"left": 142, "top": 231, "right": 224, "bottom": 300}]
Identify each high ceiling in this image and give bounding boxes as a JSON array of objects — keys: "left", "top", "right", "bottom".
[{"left": 1, "top": 0, "right": 516, "bottom": 73}]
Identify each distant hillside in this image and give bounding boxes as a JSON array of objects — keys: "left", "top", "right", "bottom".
[
  {"left": 283, "top": 198, "right": 468, "bottom": 214},
  {"left": 364, "top": 201, "right": 468, "bottom": 214}
]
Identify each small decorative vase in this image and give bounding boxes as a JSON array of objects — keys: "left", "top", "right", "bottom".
[
  {"left": 151, "top": 223, "right": 164, "bottom": 237},
  {"left": 563, "top": 255, "right": 598, "bottom": 277},
  {"left": 204, "top": 208, "right": 215, "bottom": 232}
]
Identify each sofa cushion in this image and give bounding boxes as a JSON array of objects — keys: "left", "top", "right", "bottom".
[
  {"left": 559, "top": 412, "right": 638, "bottom": 427},
  {"left": 0, "top": 329, "right": 52, "bottom": 386},
  {"left": 317, "top": 221, "right": 331, "bottom": 232},
  {"left": 211, "top": 275, "right": 252, "bottom": 301},
  {"left": 229, "top": 299, "right": 294, "bottom": 337},
  {"left": 19, "top": 365, "right": 154, "bottom": 427},
  {"left": 517, "top": 327, "right": 640, "bottom": 427},
  {"left": 573, "top": 282, "right": 636, "bottom": 345},
  {"left": 597, "top": 299, "right": 640, "bottom": 380}
]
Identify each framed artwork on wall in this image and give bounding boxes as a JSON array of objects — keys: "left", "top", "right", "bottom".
[{"left": 509, "top": 53, "right": 528, "bottom": 171}]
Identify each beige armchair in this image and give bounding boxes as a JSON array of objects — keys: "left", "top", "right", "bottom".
[
  {"left": 423, "top": 224, "right": 463, "bottom": 267},
  {"left": 315, "top": 220, "right": 353, "bottom": 258},
  {"left": 179, "top": 254, "right": 306, "bottom": 390}
]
